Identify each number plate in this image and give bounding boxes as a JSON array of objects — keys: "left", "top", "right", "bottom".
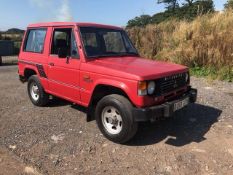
[{"left": 173, "top": 98, "right": 189, "bottom": 112}]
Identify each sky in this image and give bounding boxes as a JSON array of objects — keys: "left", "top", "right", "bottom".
[{"left": 0, "top": 0, "right": 228, "bottom": 30}]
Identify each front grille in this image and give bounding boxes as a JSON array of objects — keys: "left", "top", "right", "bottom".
[{"left": 155, "top": 72, "right": 188, "bottom": 96}]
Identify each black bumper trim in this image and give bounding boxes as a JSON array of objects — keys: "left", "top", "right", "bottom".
[{"left": 133, "top": 88, "right": 197, "bottom": 122}]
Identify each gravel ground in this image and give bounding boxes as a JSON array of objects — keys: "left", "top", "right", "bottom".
[{"left": 0, "top": 65, "right": 233, "bottom": 175}]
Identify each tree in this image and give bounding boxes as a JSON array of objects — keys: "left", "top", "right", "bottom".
[
  {"left": 157, "top": 0, "right": 179, "bottom": 11},
  {"left": 224, "top": 0, "right": 233, "bottom": 10},
  {"left": 177, "top": 0, "right": 214, "bottom": 18},
  {"left": 127, "top": 0, "right": 215, "bottom": 28},
  {"left": 127, "top": 15, "right": 152, "bottom": 28},
  {"left": 184, "top": 0, "right": 195, "bottom": 6}
]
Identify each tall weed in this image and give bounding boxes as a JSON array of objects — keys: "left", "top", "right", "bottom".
[{"left": 127, "top": 11, "right": 233, "bottom": 81}]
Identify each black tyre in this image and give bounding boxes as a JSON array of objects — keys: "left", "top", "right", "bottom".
[
  {"left": 0, "top": 56, "right": 2, "bottom": 66},
  {"left": 27, "top": 75, "right": 49, "bottom": 106},
  {"left": 95, "top": 94, "right": 138, "bottom": 143}
]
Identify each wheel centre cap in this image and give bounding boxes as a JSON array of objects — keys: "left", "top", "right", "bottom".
[{"left": 109, "top": 117, "right": 118, "bottom": 125}]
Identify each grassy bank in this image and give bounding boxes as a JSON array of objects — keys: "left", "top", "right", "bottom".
[{"left": 127, "top": 11, "right": 233, "bottom": 82}]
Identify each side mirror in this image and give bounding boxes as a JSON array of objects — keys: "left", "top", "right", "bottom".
[{"left": 58, "top": 48, "right": 68, "bottom": 58}]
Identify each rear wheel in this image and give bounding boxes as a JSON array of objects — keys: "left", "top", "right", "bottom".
[
  {"left": 95, "top": 94, "right": 138, "bottom": 143},
  {"left": 0, "top": 56, "right": 2, "bottom": 66},
  {"left": 27, "top": 75, "right": 49, "bottom": 106}
]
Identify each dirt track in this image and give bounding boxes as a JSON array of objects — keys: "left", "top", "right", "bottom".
[{"left": 0, "top": 65, "right": 233, "bottom": 175}]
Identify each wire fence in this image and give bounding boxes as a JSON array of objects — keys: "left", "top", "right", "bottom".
[
  {"left": 0, "top": 55, "right": 18, "bottom": 65},
  {"left": 0, "top": 40, "right": 21, "bottom": 66}
]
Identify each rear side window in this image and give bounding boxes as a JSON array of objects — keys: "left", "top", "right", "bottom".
[{"left": 24, "top": 28, "right": 47, "bottom": 53}]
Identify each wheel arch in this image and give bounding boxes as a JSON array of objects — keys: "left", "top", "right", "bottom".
[
  {"left": 89, "top": 84, "right": 132, "bottom": 108},
  {"left": 24, "top": 67, "right": 38, "bottom": 81}
]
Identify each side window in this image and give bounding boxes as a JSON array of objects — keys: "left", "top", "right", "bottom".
[
  {"left": 24, "top": 29, "right": 47, "bottom": 53},
  {"left": 51, "top": 28, "right": 79, "bottom": 59},
  {"left": 51, "top": 28, "right": 70, "bottom": 55}
]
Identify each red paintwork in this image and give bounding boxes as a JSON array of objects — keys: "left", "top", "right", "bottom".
[
  {"left": 88, "top": 57, "right": 188, "bottom": 80},
  {"left": 18, "top": 22, "right": 188, "bottom": 108},
  {"left": 28, "top": 22, "right": 122, "bottom": 30}
]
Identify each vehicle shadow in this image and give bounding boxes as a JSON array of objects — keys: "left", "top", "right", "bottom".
[
  {"left": 46, "top": 98, "right": 221, "bottom": 147},
  {"left": 46, "top": 97, "right": 88, "bottom": 114},
  {"left": 47, "top": 97, "right": 71, "bottom": 107},
  {"left": 127, "top": 103, "right": 222, "bottom": 147}
]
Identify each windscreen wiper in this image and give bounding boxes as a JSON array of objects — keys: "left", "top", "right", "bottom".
[{"left": 118, "top": 52, "right": 139, "bottom": 57}]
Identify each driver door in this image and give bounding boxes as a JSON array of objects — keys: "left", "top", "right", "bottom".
[{"left": 48, "top": 27, "right": 80, "bottom": 102}]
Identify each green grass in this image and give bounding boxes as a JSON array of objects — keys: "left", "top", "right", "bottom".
[{"left": 190, "top": 66, "right": 233, "bottom": 82}]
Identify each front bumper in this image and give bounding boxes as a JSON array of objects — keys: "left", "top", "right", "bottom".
[{"left": 133, "top": 88, "right": 197, "bottom": 122}]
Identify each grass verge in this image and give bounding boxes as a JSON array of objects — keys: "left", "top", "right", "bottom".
[{"left": 190, "top": 66, "right": 233, "bottom": 82}]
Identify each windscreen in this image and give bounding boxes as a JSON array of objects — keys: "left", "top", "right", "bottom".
[{"left": 79, "top": 27, "right": 139, "bottom": 58}]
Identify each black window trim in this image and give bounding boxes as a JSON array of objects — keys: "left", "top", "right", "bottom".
[{"left": 23, "top": 27, "right": 48, "bottom": 54}]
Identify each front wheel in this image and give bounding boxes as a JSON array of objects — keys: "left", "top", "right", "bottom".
[{"left": 95, "top": 94, "right": 138, "bottom": 143}]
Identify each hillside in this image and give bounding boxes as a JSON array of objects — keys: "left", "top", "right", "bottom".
[
  {"left": 1, "top": 28, "right": 24, "bottom": 34},
  {"left": 127, "top": 11, "right": 233, "bottom": 81}
]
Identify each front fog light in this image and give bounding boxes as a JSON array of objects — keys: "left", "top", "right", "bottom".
[{"left": 147, "top": 81, "right": 156, "bottom": 95}]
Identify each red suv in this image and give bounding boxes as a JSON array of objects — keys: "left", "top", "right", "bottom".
[{"left": 18, "top": 22, "right": 197, "bottom": 143}]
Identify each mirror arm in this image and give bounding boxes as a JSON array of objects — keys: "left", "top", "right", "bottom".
[{"left": 66, "top": 56, "right": 70, "bottom": 64}]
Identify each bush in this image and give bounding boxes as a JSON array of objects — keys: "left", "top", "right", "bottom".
[
  {"left": 225, "top": 0, "right": 233, "bottom": 10},
  {"left": 127, "top": 11, "right": 233, "bottom": 81}
]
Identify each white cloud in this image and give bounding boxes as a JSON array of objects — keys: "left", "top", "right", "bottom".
[
  {"left": 29, "top": 0, "right": 73, "bottom": 22},
  {"left": 56, "top": 0, "right": 73, "bottom": 21}
]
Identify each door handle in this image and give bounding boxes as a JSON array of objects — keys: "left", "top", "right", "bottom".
[
  {"left": 49, "top": 62, "right": 54, "bottom": 66},
  {"left": 83, "top": 75, "right": 90, "bottom": 80},
  {"left": 83, "top": 74, "right": 93, "bottom": 83}
]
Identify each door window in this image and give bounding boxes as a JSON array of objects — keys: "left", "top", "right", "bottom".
[{"left": 51, "top": 28, "right": 79, "bottom": 59}]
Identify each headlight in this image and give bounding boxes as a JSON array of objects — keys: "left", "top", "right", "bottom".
[{"left": 147, "top": 81, "right": 156, "bottom": 95}]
